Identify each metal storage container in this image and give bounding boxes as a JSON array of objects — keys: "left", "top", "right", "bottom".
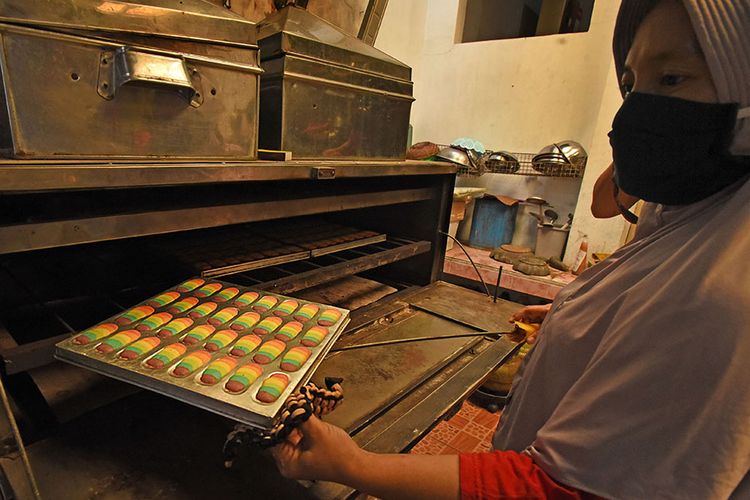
[
  {"left": 0, "top": 0, "right": 262, "bottom": 159},
  {"left": 469, "top": 195, "right": 519, "bottom": 250},
  {"left": 256, "top": 5, "right": 414, "bottom": 160}
]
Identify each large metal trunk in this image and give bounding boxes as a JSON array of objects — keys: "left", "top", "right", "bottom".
[
  {"left": 257, "top": 6, "right": 414, "bottom": 160},
  {"left": 0, "top": 0, "right": 262, "bottom": 159}
]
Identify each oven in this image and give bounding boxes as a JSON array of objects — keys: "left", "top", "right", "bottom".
[{"left": 0, "top": 159, "right": 522, "bottom": 498}]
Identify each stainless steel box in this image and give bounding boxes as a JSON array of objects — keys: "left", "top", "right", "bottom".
[
  {"left": 257, "top": 6, "right": 414, "bottom": 160},
  {"left": 0, "top": 0, "right": 262, "bottom": 159}
]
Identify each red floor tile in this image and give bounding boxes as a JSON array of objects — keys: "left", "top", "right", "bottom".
[
  {"left": 447, "top": 413, "right": 470, "bottom": 429},
  {"left": 458, "top": 402, "right": 480, "bottom": 419},
  {"left": 427, "top": 421, "right": 461, "bottom": 445},
  {"left": 448, "top": 430, "right": 482, "bottom": 452},
  {"left": 461, "top": 420, "right": 493, "bottom": 441},
  {"left": 438, "top": 443, "right": 461, "bottom": 455},
  {"left": 473, "top": 441, "right": 492, "bottom": 453},
  {"left": 410, "top": 436, "right": 445, "bottom": 455},
  {"left": 473, "top": 409, "right": 501, "bottom": 430},
  {"left": 409, "top": 439, "right": 431, "bottom": 455}
]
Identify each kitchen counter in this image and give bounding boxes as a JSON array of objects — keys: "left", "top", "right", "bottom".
[{"left": 443, "top": 245, "right": 576, "bottom": 300}]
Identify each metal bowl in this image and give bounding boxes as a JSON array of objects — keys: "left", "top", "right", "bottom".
[
  {"left": 437, "top": 147, "right": 483, "bottom": 176},
  {"left": 532, "top": 141, "right": 585, "bottom": 175},
  {"left": 536, "top": 143, "right": 561, "bottom": 156},
  {"left": 532, "top": 151, "right": 567, "bottom": 175},
  {"left": 555, "top": 140, "right": 587, "bottom": 166},
  {"left": 436, "top": 147, "right": 472, "bottom": 168},
  {"left": 532, "top": 161, "right": 564, "bottom": 175},
  {"left": 532, "top": 153, "right": 567, "bottom": 164},
  {"left": 483, "top": 151, "right": 520, "bottom": 174}
]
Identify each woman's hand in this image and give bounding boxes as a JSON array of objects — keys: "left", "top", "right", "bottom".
[
  {"left": 271, "top": 415, "right": 460, "bottom": 500},
  {"left": 591, "top": 162, "right": 639, "bottom": 219},
  {"left": 271, "top": 415, "right": 364, "bottom": 483},
  {"left": 509, "top": 304, "right": 551, "bottom": 325}
]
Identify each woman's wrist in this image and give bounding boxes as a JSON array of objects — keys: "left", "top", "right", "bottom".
[{"left": 322, "top": 441, "right": 372, "bottom": 486}]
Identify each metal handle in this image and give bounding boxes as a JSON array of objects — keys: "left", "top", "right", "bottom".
[{"left": 97, "top": 47, "right": 203, "bottom": 108}]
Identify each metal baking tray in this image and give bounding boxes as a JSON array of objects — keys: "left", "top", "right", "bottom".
[
  {"left": 55, "top": 278, "right": 349, "bottom": 429},
  {"left": 148, "top": 221, "right": 386, "bottom": 278}
]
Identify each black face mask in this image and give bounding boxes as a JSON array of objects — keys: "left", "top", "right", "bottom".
[{"left": 608, "top": 92, "right": 748, "bottom": 206}]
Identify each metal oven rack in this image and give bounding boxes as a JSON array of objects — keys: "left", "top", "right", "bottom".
[{"left": 0, "top": 235, "right": 430, "bottom": 377}]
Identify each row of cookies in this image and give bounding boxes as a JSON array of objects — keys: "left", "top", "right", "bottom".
[{"left": 74, "top": 326, "right": 303, "bottom": 402}]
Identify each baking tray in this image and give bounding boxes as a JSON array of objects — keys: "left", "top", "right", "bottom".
[
  {"left": 147, "top": 222, "right": 386, "bottom": 278},
  {"left": 55, "top": 278, "right": 349, "bottom": 429},
  {"left": 265, "top": 222, "right": 386, "bottom": 257}
]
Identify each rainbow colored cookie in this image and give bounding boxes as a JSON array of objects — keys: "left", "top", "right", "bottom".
[
  {"left": 73, "top": 323, "right": 118, "bottom": 345},
  {"left": 188, "top": 301, "right": 218, "bottom": 319},
  {"left": 252, "top": 295, "right": 278, "bottom": 313},
  {"left": 214, "top": 287, "right": 239, "bottom": 303},
  {"left": 252, "top": 316, "right": 283, "bottom": 336},
  {"left": 146, "top": 342, "right": 187, "bottom": 369},
  {"left": 116, "top": 305, "right": 154, "bottom": 326},
  {"left": 253, "top": 339, "right": 286, "bottom": 365},
  {"left": 225, "top": 363, "right": 263, "bottom": 393},
  {"left": 96, "top": 330, "right": 140, "bottom": 354},
  {"left": 119, "top": 337, "right": 161, "bottom": 360},
  {"left": 136, "top": 312, "right": 172, "bottom": 332},
  {"left": 171, "top": 349, "right": 210, "bottom": 377},
  {"left": 181, "top": 324, "right": 215, "bottom": 346},
  {"left": 280, "top": 346, "right": 312, "bottom": 372},
  {"left": 157, "top": 317, "right": 193, "bottom": 338},
  {"left": 194, "top": 282, "right": 222, "bottom": 298},
  {"left": 256, "top": 373, "right": 290, "bottom": 403},
  {"left": 273, "top": 299, "right": 299, "bottom": 317},
  {"left": 230, "top": 311, "right": 261, "bottom": 331},
  {"left": 317, "top": 309, "right": 342, "bottom": 327},
  {"left": 176, "top": 278, "right": 205, "bottom": 293},
  {"left": 234, "top": 291, "right": 259, "bottom": 307},
  {"left": 293, "top": 304, "right": 319, "bottom": 322},
  {"left": 301, "top": 326, "right": 329, "bottom": 347},
  {"left": 168, "top": 297, "right": 199, "bottom": 314},
  {"left": 208, "top": 307, "right": 239, "bottom": 326},
  {"left": 275, "top": 321, "right": 303, "bottom": 342},
  {"left": 147, "top": 291, "right": 180, "bottom": 308},
  {"left": 229, "top": 334, "right": 262, "bottom": 357},
  {"left": 204, "top": 329, "right": 238, "bottom": 352},
  {"left": 200, "top": 356, "right": 237, "bottom": 385}
]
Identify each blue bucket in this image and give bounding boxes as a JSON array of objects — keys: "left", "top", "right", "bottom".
[{"left": 469, "top": 195, "right": 519, "bottom": 249}]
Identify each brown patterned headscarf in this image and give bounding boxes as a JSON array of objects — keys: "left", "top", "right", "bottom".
[{"left": 612, "top": 0, "right": 750, "bottom": 155}]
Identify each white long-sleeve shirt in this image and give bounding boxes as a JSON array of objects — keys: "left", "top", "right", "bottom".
[{"left": 494, "top": 176, "right": 750, "bottom": 499}]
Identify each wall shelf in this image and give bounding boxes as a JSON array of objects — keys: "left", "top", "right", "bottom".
[{"left": 456, "top": 151, "right": 586, "bottom": 179}]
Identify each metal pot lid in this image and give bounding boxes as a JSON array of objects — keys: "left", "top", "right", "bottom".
[
  {"left": 0, "top": 0, "right": 257, "bottom": 47},
  {"left": 257, "top": 6, "right": 411, "bottom": 81}
]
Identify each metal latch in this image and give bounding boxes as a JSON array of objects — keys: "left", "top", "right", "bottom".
[{"left": 311, "top": 167, "right": 336, "bottom": 180}]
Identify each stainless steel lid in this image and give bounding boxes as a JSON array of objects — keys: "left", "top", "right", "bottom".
[
  {"left": 0, "top": 0, "right": 257, "bottom": 47},
  {"left": 257, "top": 6, "right": 410, "bottom": 81}
]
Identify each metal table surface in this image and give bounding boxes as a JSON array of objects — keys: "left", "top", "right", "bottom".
[{"left": 0, "top": 159, "right": 455, "bottom": 193}]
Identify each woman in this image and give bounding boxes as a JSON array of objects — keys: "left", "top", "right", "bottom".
[{"left": 272, "top": 1, "right": 750, "bottom": 498}]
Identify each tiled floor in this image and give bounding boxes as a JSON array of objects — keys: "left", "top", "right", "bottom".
[{"left": 409, "top": 401, "right": 500, "bottom": 455}]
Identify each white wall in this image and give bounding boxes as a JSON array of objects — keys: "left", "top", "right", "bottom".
[
  {"left": 405, "top": 0, "right": 620, "bottom": 151},
  {"left": 563, "top": 59, "right": 630, "bottom": 262},
  {"left": 376, "top": 0, "right": 629, "bottom": 264},
  {"left": 374, "top": 0, "right": 428, "bottom": 85}
]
